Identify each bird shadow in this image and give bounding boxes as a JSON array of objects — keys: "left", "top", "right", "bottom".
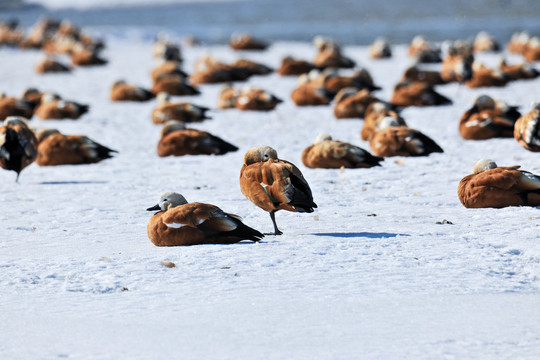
[
  {"left": 40, "top": 181, "right": 108, "bottom": 185},
  {"left": 313, "top": 232, "right": 410, "bottom": 239}
]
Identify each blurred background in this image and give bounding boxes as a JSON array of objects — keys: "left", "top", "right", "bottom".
[{"left": 2, "top": 0, "right": 540, "bottom": 44}]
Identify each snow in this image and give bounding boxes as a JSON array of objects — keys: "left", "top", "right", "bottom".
[{"left": 1, "top": 36, "right": 540, "bottom": 359}]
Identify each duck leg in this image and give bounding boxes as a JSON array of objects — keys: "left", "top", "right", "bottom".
[{"left": 269, "top": 210, "right": 282, "bottom": 235}]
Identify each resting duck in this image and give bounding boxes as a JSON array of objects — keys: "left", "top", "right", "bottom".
[
  {"left": 36, "top": 129, "right": 116, "bottom": 166},
  {"left": 277, "top": 56, "right": 315, "bottom": 76},
  {"left": 459, "top": 95, "right": 518, "bottom": 140},
  {"left": 229, "top": 32, "right": 268, "bottom": 50},
  {"left": 152, "top": 93, "right": 210, "bottom": 124},
  {"left": 157, "top": 120, "right": 238, "bottom": 157},
  {"left": 302, "top": 133, "right": 383, "bottom": 169},
  {"left": 34, "top": 93, "right": 89, "bottom": 120},
  {"left": 147, "top": 192, "right": 264, "bottom": 246},
  {"left": 458, "top": 159, "right": 540, "bottom": 208},
  {"left": 361, "top": 102, "right": 406, "bottom": 141},
  {"left": 390, "top": 80, "right": 451, "bottom": 107},
  {"left": 333, "top": 88, "right": 380, "bottom": 119},
  {"left": 110, "top": 80, "right": 155, "bottom": 102},
  {"left": 369, "top": 117, "right": 443, "bottom": 157},
  {"left": 369, "top": 37, "right": 392, "bottom": 59}
]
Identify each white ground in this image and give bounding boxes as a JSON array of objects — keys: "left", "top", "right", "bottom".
[{"left": 1, "top": 38, "right": 540, "bottom": 359}]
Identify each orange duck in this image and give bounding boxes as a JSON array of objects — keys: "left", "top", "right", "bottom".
[
  {"left": 277, "top": 56, "right": 315, "bottom": 76},
  {"left": 390, "top": 80, "right": 451, "bottom": 107},
  {"left": 35, "top": 129, "right": 116, "bottom": 166},
  {"left": 312, "top": 35, "right": 355, "bottom": 69},
  {"left": 498, "top": 58, "right": 539, "bottom": 81},
  {"left": 369, "top": 37, "right": 392, "bottom": 59},
  {"left": 458, "top": 159, "right": 540, "bottom": 208},
  {"left": 323, "top": 68, "right": 381, "bottom": 94},
  {"left": 302, "top": 133, "right": 383, "bottom": 169},
  {"left": 465, "top": 61, "right": 508, "bottom": 88},
  {"left": 514, "top": 103, "right": 540, "bottom": 152},
  {"left": 0, "top": 117, "right": 38, "bottom": 181},
  {"left": 240, "top": 146, "right": 317, "bottom": 235},
  {"left": 157, "top": 120, "right": 238, "bottom": 157},
  {"left": 34, "top": 93, "right": 89, "bottom": 120},
  {"left": 401, "top": 65, "right": 445, "bottom": 86},
  {"left": 151, "top": 60, "right": 188, "bottom": 83},
  {"left": 229, "top": 32, "right": 268, "bottom": 51},
  {"left": 110, "top": 80, "right": 155, "bottom": 102},
  {"left": 147, "top": 192, "right": 264, "bottom": 246},
  {"left": 473, "top": 31, "right": 500, "bottom": 53},
  {"left": 0, "top": 93, "right": 34, "bottom": 121},
  {"left": 369, "top": 118, "right": 443, "bottom": 157},
  {"left": 459, "top": 95, "right": 518, "bottom": 140},
  {"left": 151, "top": 74, "right": 200, "bottom": 96},
  {"left": 333, "top": 88, "right": 380, "bottom": 119},
  {"left": 70, "top": 44, "right": 107, "bottom": 67},
  {"left": 361, "top": 102, "right": 406, "bottom": 141},
  {"left": 34, "top": 56, "right": 71, "bottom": 74},
  {"left": 152, "top": 93, "right": 210, "bottom": 124},
  {"left": 291, "top": 73, "right": 333, "bottom": 106}
]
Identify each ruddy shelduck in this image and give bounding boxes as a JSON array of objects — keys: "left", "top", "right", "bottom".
[
  {"left": 333, "top": 88, "right": 380, "bottom": 119},
  {"left": 0, "top": 116, "right": 38, "bottom": 181},
  {"left": 302, "top": 133, "right": 383, "bottom": 169},
  {"left": 514, "top": 103, "right": 540, "bottom": 152},
  {"left": 498, "top": 58, "right": 539, "bottom": 81},
  {"left": 369, "top": 118, "right": 443, "bottom": 157},
  {"left": 36, "top": 129, "right": 116, "bottom": 166},
  {"left": 151, "top": 60, "right": 188, "bottom": 83},
  {"left": 229, "top": 32, "right": 268, "bottom": 51},
  {"left": 152, "top": 93, "right": 210, "bottom": 124},
  {"left": 473, "top": 31, "right": 500, "bottom": 53},
  {"left": 465, "top": 61, "right": 508, "bottom": 88},
  {"left": 361, "top": 102, "right": 406, "bottom": 141},
  {"left": 0, "top": 94, "right": 34, "bottom": 121},
  {"left": 240, "top": 146, "right": 317, "bottom": 235},
  {"left": 34, "top": 93, "right": 89, "bottom": 120},
  {"left": 459, "top": 95, "right": 517, "bottom": 140},
  {"left": 458, "top": 159, "right": 540, "bottom": 208},
  {"left": 157, "top": 120, "right": 238, "bottom": 157},
  {"left": 401, "top": 65, "right": 446, "bottom": 86},
  {"left": 323, "top": 68, "right": 381, "bottom": 94},
  {"left": 34, "top": 56, "right": 71, "bottom": 74},
  {"left": 291, "top": 73, "right": 333, "bottom": 106},
  {"left": 312, "top": 35, "right": 355, "bottom": 69},
  {"left": 369, "top": 37, "right": 392, "bottom": 59},
  {"left": 71, "top": 44, "right": 107, "bottom": 67},
  {"left": 110, "top": 80, "right": 155, "bottom": 102},
  {"left": 277, "top": 56, "right": 315, "bottom": 76},
  {"left": 147, "top": 192, "right": 264, "bottom": 246},
  {"left": 390, "top": 80, "right": 451, "bottom": 107},
  {"left": 151, "top": 74, "right": 200, "bottom": 96}
]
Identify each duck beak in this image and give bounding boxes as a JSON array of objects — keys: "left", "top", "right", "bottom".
[{"left": 147, "top": 204, "right": 160, "bottom": 211}]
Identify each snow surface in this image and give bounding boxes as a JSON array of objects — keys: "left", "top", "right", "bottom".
[{"left": 1, "top": 37, "right": 540, "bottom": 359}]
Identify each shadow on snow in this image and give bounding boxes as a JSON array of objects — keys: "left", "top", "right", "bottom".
[{"left": 313, "top": 232, "right": 410, "bottom": 238}]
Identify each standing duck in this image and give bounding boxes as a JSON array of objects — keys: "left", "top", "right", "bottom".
[
  {"left": 0, "top": 116, "right": 38, "bottom": 181},
  {"left": 514, "top": 103, "right": 540, "bottom": 152},
  {"left": 240, "top": 146, "right": 317, "bottom": 235}
]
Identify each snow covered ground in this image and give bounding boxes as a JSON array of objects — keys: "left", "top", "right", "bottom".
[{"left": 1, "top": 37, "right": 540, "bottom": 359}]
